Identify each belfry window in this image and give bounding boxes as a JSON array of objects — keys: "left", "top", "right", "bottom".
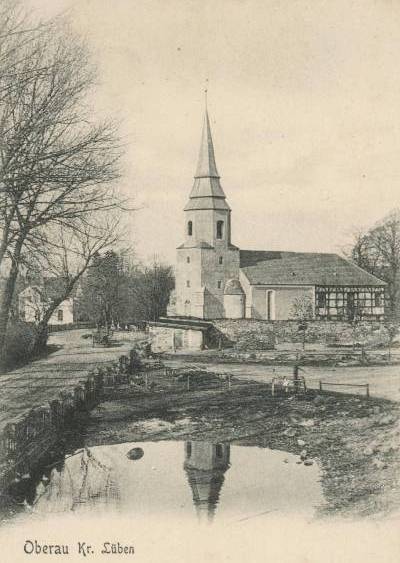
[
  {"left": 219, "top": 256, "right": 223, "bottom": 264},
  {"left": 217, "top": 280, "right": 222, "bottom": 289},
  {"left": 216, "top": 220, "right": 224, "bottom": 239},
  {"left": 188, "top": 221, "right": 193, "bottom": 236},
  {"left": 186, "top": 256, "right": 190, "bottom": 263}
]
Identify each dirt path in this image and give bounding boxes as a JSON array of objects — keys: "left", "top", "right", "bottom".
[{"left": 0, "top": 329, "right": 142, "bottom": 432}]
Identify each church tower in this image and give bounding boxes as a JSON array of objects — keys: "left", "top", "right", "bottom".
[{"left": 175, "top": 109, "right": 241, "bottom": 319}]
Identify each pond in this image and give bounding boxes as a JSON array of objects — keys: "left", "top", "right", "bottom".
[{"left": 1, "top": 440, "right": 323, "bottom": 526}]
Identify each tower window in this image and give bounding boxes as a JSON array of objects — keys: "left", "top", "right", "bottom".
[
  {"left": 218, "top": 256, "right": 223, "bottom": 264},
  {"left": 186, "top": 256, "right": 190, "bottom": 263},
  {"left": 217, "top": 281, "right": 222, "bottom": 289},
  {"left": 187, "top": 221, "right": 193, "bottom": 236},
  {"left": 57, "top": 309, "right": 63, "bottom": 322},
  {"left": 216, "top": 220, "right": 224, "bottom": 239},
  {"left": 186, "top": 280, "right": 190, "bottom": 288}
]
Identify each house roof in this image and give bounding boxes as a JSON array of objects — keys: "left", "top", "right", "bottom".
[
  {"left": 239, "top": 250, "right": 386, "bottom": 287},
  {"left": 20, "top": 278, "right": 79, "bottom": 300}
]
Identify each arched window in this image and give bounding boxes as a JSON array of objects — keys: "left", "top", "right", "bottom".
[
  {"left": 188, "top": 221, "right": 193, "bottom": 236},
  {"left": 216, "top": 220, "right": 224, "bottom": 239},
  {"left": 219, "top": 256, "right": 223, "bottom": 264},
  {"left": 186, "top": 256, "right": 190, "bottom": 263}
]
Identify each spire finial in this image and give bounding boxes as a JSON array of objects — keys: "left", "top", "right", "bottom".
[{"left": 204, "top": 78, "right": 209, "bottom": 110}]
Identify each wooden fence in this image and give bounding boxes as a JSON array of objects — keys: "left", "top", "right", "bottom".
[
  {"left": 0, "top": 349, "right": 141, "bottom": 482},
  {"left": 318, "top": 380, "right": 370, "bottom": 397}
]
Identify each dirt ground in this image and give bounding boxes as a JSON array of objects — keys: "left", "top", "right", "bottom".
[
  {"left": 84, "top": 377, "right": 400, "bottom": 520},
  {"left": 163, "top": 354, "right": 400, "bottom": 401},
  {"left": 0, "top": 329, "right": 145, "bottom": 432}
]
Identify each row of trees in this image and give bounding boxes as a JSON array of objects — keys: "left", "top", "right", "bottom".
[
  {"left": 78, "top": 251, "right": 174, "bottom": 327},
  {"left": 351, "top": 210, "right": 400, "bottom": 320},
  {"left": 0, "top": 1, "right": 127, "bottom": 362}
]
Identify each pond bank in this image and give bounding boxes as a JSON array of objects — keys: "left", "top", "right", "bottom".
[{"left": 85, "top": 379, "right": 400, "bottom": 519}]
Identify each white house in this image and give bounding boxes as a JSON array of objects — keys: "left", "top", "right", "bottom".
[{"left": 19, "top": 283, "right": 75, "bottom": 326}]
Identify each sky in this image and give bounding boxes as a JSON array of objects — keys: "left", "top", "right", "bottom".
[{"left": 27, "top": 0, "right": 400, "bottom": 264}]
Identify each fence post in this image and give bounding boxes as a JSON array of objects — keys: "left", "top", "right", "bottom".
[
  {"left": 145, "top": 372, "right": 148, "bottom": 390},
  {"left": 366, "top": 383, "right": 370, "bottom": 398},
  {"left": 271, "top": 378, "right": 275, "bottom": 397},
  {"left": 228, "top": 375, "right": 231, "bottom": 390},
  {"left": 187, "top": 374, "right": 190, "bottom": 392},
  {"left": 319, "top": 380, "right": 322, "bottom": 392}
]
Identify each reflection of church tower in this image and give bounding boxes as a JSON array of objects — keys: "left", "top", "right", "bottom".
[{"left": 184, "top": 441, "right": 230, "bottom": 522}]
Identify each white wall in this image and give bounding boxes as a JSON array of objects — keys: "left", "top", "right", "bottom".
[
  {"left": 239, "top": 276, "right": 315, "bottom": 320},
  {"left": 48, "top": 298, "right": 74, "bottom": 325}
]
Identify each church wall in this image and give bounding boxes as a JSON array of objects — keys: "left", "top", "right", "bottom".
[
  {"left": 224, "top": 294, "right": 245, "bottom": 318},
  {"left": 274, "top": 286, "right": 314, "bottom": 320},
  {"left": 249, "top": 285, "right": 314, "bottom": 320},
  {"left": 201, "top": 247, "right": 240, "bottom": 319},
  {"left": 239, "top": 270, "right": 253, "bottom": 318},
  {"left": 175, "top": 248, "right": 203, "bottom": 316},
  {"left": 185, "top": 209, "right": 229, "bottom": 248}
]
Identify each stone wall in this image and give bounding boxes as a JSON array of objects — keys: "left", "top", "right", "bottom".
[
  {"left": 211, "top": 319, "right": 390, "bottom": 350},
  {"left": 149, "top": 325, "right": 204, "bottom": 352},
  {"left": 148, "top": 326, "right": 174, "bottom": 353}
]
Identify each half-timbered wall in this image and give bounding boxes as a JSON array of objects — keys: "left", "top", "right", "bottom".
[{"left": 315, "top": 286, "right": 385, "bottom": 320}]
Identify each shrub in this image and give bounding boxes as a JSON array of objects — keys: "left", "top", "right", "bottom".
[{"left": 2, "top": 321, "right": 42, "bottom": 369}]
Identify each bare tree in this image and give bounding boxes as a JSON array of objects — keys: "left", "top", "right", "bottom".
[
  {"left": 291, "top": 295, "right": 314, "bottom": 351},
  {"left": 384, "top": 321, "right": 399, "bottom": 364},
  {"left": 351, "top": 210, "right": 400, "bottom": 319},
  {"left": 0, "top": 6, "right": 124, "bottom": 359},
  {"left": 25, "top": 213, "right": 123, "bottom": 352}
]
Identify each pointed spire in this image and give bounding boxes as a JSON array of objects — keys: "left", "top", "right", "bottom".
[
  {"left": 195, "top": 110, "right": 220, "bottom": 179},
  {"left": 184, "top": 104, "right": 230, "bottom": 211}
]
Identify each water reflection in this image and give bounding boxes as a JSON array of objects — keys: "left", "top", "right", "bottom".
[
  {"left": 26, "top": 448, "right": 120, "bottom": 514},
  {"left": 184, "top": 442, "right": 230, "bottom": 522},
  {"left": 1, "top": 439, "right": 322, "bottom": 525}
]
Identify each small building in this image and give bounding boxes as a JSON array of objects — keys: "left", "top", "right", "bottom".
[{"left": 19, "top": 281, "right": 75, "bottom": 326}]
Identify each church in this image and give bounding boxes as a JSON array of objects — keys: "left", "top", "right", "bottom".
[{"left": 150, "top": 108, "right": 385, "bottom": 350}]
